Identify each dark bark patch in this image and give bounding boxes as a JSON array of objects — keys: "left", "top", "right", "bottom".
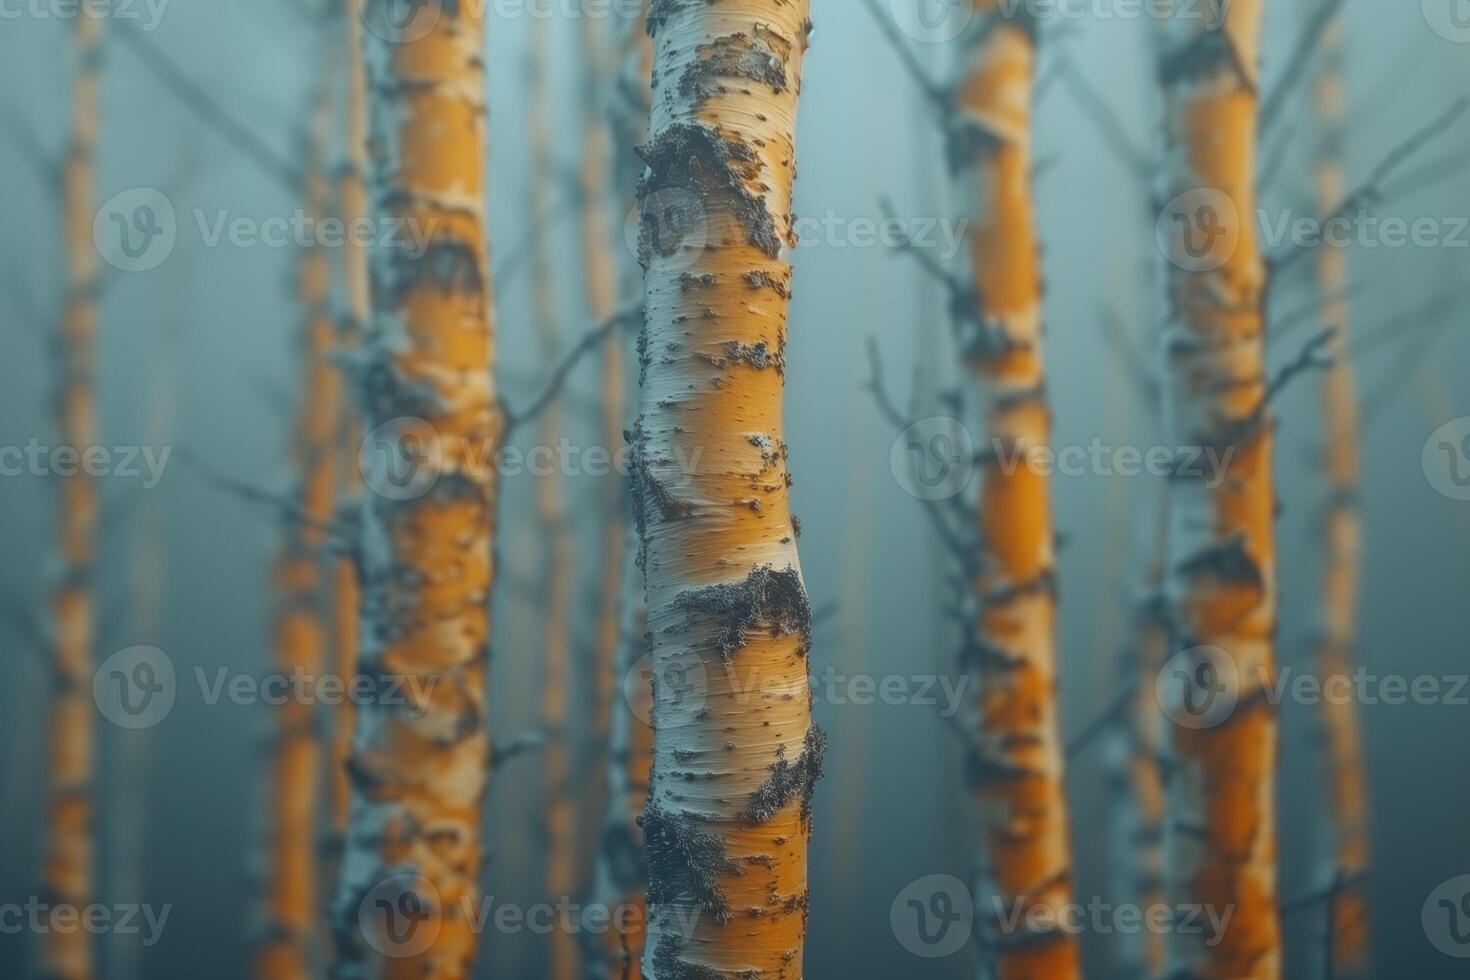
[
  {"left": 744, "top": 269, "right": 790, "bottom": 297},
  {"left": 638, "top": 122, "right": 781, "bottom": 262},
  {"left": 651, "top": 932, "right": 728, "bottom": 980},
  {"left": 674, "top": 565, "right": 813, "bottom": 661},
  {"left": 680, "top": 29, "right": 793, "bottom": 105},
  {"left": 641, "top": 804, "right": 738, "bottom": 924},
  {"left": 744, "top": 724, "right": 827, "bottom": 824},
  {"left": 1175, "top": 533, "right": 1264, "bottom": 591},
  {"left": 380, "top": 233, "right": 483, "bottom": 299}
]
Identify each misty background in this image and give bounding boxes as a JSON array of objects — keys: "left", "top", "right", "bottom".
[{"left": 0, "top": 0, "right": 1467, "bottom": 976}]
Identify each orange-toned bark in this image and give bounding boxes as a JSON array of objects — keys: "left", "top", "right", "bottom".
[
  {"left": 954, "top": 6, "right": 1079, "bottom": 977},
  {"left": 42, "top": 16, "right": 102, "bottom": 980},
  {"left": 330, "top": 6, "right": 500, "bottom": 978},
  {"left": 255, "top": 57, "right": 341, "bottom": 980},
  {"left": 633, "top": 2, "right": 821, "bottom": 977},
  {"left": 1156, "top": 4, "right": 1281, "bottom": 977},
  {"left": 1312, "top": 20, "right": 1370, "bottom": 976}
]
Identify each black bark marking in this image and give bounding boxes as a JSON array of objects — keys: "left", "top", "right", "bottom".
[
  {"left": 679, "top": 29, "right": 793, "bottom": 105},
  {"left": 641, "top": 804, "right": 738, "bottom": 924},
  {"left": 673, "top": 565, "right": 813, "bottom": 662},
  {"left": 744, "top": 724, "right": 827, "bottom": 824},
  {"left": 1175, "top": 533, "right": 1264, "bottom": 591}
]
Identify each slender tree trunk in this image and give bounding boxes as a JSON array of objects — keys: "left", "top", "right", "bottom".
[
  {"left": 633, "top": 3, "right": 822, "bottom": 976},
  {"left": 580, "top": 12, "right": 627, "bottom": 893},
  {"left": 42, "top": 16, "right": 102, "bottom": 980},
  {"left": 952, "top": 7, "right": 1079, "bottom": 976},
  {"left": 330, "top": 5, "right": 500, "bottom": 977},
  {"left": 329, "top": 0, "right": 369, "bottom": 855},
  {"left": 1312, "top": 16, "right": 1370, "bottom": 977},
  {"left": 586, "top": 13, "right": 655, "bottom": 978},
  {"left": 527, "top": 17, "right": 580, "bottom": 980},
  {"left": 256, "top": 57, "right": 341, "bottom": 980},
  {"left": 1156, "top": 4, "right": 1281, "bottom": 977}
]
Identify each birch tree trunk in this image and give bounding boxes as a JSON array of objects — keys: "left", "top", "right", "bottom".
[
  {"left": 1156, "top": 4, "right": 1281, "bottom": 976},
  {"left": 633, "top": 2, "right": 822, "bottom": 976},
  {"left": 526, "top": 17, "right": 579, "bottom": 980},
  {"left": 42, "top": 16, "right": 102, "bottom": 980},
  {"left": 329, "top": 0, "right": 369, "bottom": 853},
  {"left": 330, "top": 5, "right": 500, "bottom": 977},
  {"left": 952, "top": 7, "right": 1079, "bottom": 976},
  {"left": 1311, "top": 18, "right": 1370, "bottom": 976},
  {"left": 255, "top": 52, "right": 340, "bottom": 980}
]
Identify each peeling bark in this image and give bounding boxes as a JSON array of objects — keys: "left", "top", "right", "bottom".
[
  {"left": 952, "top": 6, "right": 1079, "bottom": 977},
  {"left": 1156, "top": 4, "right": 1282, "bottom": 977},
  {"left": 42, "top": 16, "right": 103, "bottom": 980},
  {"left": 635, "top": 3, "right": 819, "bottom": 976},
  {"left": 255, "top": 49, "right": 341, "bottom": 980},
  {"left": 330, "top": 5, "right": 500, "bottom": 978}
]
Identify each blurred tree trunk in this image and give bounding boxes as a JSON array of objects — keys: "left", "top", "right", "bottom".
[
  {"left": 953, "top": 6, "right": 1079, "bottom": 976},
  {"left": 585, "top": 12, "right": 654, "bottom": 978},
  {"left": 330, "top": 5, "right": 500, "bottom": 977},
  {"left": 633, "top": 2, "right": 823, "bottom": 976},
  {"left": 1312, "top": 16, "right": 1371, "bottom": 976},
  {"left": 328, "top": 0, "right": 369, "bottom": 858},
  {"left": 43, "top": 16, "right": 102, "bottom": 980},
  {"left": 528, "top": 17, "right": 579, "bottom": 980},
  {"left": 255, "top": 54, "right": 340, "bottom": 980},
  {"left": 1156, "top": 4, "right": 1281, "bottom": 976}
]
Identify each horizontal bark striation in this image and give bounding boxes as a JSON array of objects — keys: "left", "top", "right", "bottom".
[
  {"left": 635, "top": 2, "right": 815, "bottom": 977},
  {"left": 952, "top": 7, "right": 1081, "bottom": 977},
  {"left": 332, "top": 7, "right": 499, "bottom": 980},
  {"left": 1156, "top": 4, "right": 1281, "bottom": 978}
]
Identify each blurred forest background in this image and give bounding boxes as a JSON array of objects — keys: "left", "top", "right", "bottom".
[{"left": 1, "top": 1, "right": 1468, "bottom": 978}]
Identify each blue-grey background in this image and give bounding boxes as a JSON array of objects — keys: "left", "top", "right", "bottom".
[{"left": 0, "top": 1, "right": 1467, "bottom": 977}]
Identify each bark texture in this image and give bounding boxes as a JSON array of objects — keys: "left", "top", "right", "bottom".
[
  {"left": 1156, "top": 4, "right": 1281, "bottom": 977},
  {"left": 42, "top": 16, "right": 102, "bottom": 980},
  {"left": 952, "top": 6, "right": 1079, "bottom": 976},
  {"left": 331, "top": 5, "right": 500, "bottom": 978},
  {"left": 634, "top": 3, "right": 821, "bottom": 977},
  {"left": 256, "top": 55, "right": 340, "bottom": 980},
  {"left": 1311, "top": 19, "right": 1370, "bottom": 977}
]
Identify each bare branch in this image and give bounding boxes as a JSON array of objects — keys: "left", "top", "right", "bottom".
[
  {"left": 1268, "top": 280, "right": 1362, "bottom": 349},
  {"left": 1259, "top": 0, "right": 1349, "bottom": 135},
  {"left": 492, "top": 730, "right": 547, "bottom": 770},
  {"left": 1270, "top": 99, "right": 1469, "bottom": 278},
  {"left": 178, "top": 448, "right": 350, "bottom": 544},
  {"left": 115, "top": 22, "right": 302, "bottom": 194},
  {"left": 501, "top": 304, "right": 642, "bottom": 437},
  {"left": 1064, "top": 673, "right": 1139, "bottom": 762},
  {"left": 1281, "top": 867, "right": 1368, "bottom": 917},
  {"left": 859, "top": 0, "right": 947, "bottom": 110},
  {"left": 877, "top": 196, "right": 970, "bottom": 302}
]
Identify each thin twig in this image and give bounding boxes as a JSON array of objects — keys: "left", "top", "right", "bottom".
[
  {"left": 1064, "top": 673, "right": 1139, "bottom": 761},
  {"left": 501, "top": 304, "right": 642, "bottom": 437},
  {"left": 1259, "top": 0, "right": 1350, "bottom": 135},
  {"left": 859, "top": 0, "right": 947, "bottom": 110},
  {"left": 178, "top": 448, "right": 349, "bottom": 543},
  {"left": 492, "top": 730, "right": 547, "bottom": 770}
]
